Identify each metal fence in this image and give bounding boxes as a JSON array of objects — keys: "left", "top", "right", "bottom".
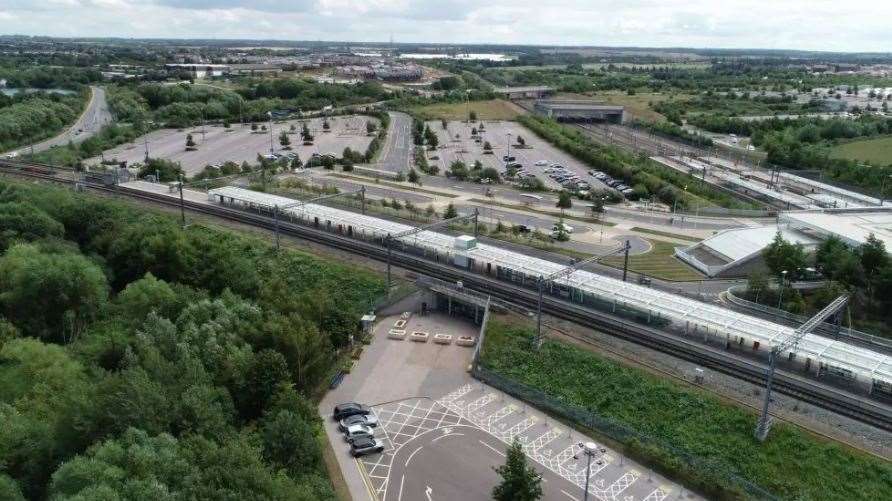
[{"left": 471, "top": 364, "right": 778, "bottom": 500}]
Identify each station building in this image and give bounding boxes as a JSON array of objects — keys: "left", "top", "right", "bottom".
[{"left": 533, "top": 99, "right": 625, "bottom": 123}]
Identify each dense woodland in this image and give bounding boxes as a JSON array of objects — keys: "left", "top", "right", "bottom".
[
  {"left": 0, "top": 91, "right": 88, "bottom": 152},
  {"left": 0, "top": 179, "right": 385, "bottom": 500}
]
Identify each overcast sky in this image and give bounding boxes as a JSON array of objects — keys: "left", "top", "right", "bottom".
[{"left": 0, "top": 0, "right": 890, "bottom": 53}]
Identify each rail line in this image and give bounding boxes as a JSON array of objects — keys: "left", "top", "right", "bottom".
[{"left": 2, "top": 163, "right": 891, "bottom": 432}]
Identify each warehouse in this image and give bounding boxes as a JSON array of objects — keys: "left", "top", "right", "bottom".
[
  {"left": 493, "top": 86, "right": 553, "bottom": 100},
  {"left": 534, "top": 99, "right": 625, "bottom": 123},
  {"left": 207, "top": 185, "right": 892, "bottom": 397}
]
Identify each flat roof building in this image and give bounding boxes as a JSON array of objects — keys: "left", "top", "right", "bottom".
[
  {"left": 534, "top": 99, "right": 625, "bottom": 123},
  {"left": 494, "top": 86, "right": 553, "bottom": 100}
]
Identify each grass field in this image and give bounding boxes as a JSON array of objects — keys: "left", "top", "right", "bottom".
[
  {"left": 829, "top": 135, "right": 892, "bottom": 165},
  {"left": 592, "top": 91, "right": 689, "bottom": 122},
  {"left": 601, "top": 239, "right": 703, "bottom": 281},
  {"left": 410, "top": 99, "right": 523, "bottom": 121},
  {"left": 630, "top": 227, "right": 701, "bottom": 243},
  {"left": 481, "top": 319, "right": 892, "bottom": 501}
]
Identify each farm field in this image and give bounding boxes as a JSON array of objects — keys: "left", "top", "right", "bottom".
[
  {"left": 829, "top": 135, "right": 892, "bottom": 165},
  {"left": 601, "top": 239, "right": 703, "bottom": 281},
  {"left": 410, "top": 99, "right": 523, "bottom": 121}
]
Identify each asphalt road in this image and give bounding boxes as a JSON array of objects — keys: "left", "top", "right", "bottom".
[
  {"left": 13, "top": 86, "right": 112, "bottom": 155},
  {"left": 378, "top": 111, "right": 413, "bottom": 173}
]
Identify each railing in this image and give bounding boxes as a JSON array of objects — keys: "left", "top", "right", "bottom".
[
  {"left": 471, "top": 364, "right": 777, "bottom": 500},
  {"left": 725, "top": 285, "right": 892, "bottom": 351}
]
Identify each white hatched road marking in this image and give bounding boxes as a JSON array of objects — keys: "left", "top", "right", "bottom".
[
  {"left": 643, "top": 488, "right": 670, "bottom": 501},
  {"left": 359, "top": 389, "right": 667, "bottom": 501}
]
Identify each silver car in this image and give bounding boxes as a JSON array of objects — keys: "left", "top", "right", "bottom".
[
  {"left": 344, "top": 424, "right": 375, "bottom": 443},
  {"left": 338, "top": 413, "right": 379, "bottom": 432}
]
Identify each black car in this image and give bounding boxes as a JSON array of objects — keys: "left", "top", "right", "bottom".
[
  {"left": 350, "top": 436, "right": 385, "bottom": 457},
  {"left": 332, "top": 402, "right": 370, "bottom": 421}
]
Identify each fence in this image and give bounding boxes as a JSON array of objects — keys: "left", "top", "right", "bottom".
[
  {"left": 725, "top": 285, "right": 892, "bottom": 351},
  {"left": 471, "top": 364, "right": 778, "bottom": 500}
]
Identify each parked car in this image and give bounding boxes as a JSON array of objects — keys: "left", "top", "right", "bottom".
[
  {"left": 502, "top": 155, "right": 516, "bottom": 162},
  {"left": 332, "top": 402, "right": 370, "bottom": 421},
  {"left": 338, "top": 413, "right": 379, "bottom": 432},
  {"left": 343, "top": 424, "right": 375, "bottom": 443},
  {"left": 553, "top": 222, "right": 574, "bottom": 234},
  {"left": 535, "top": 160, "right": 549, "bottom": 166},
  {"left": 516, "top": 224, "right": 531, "bottom": 233},
  {"left": 350, "top": 437, "right": 385, "bottom": 457}
]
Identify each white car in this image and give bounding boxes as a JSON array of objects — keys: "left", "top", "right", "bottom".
[
  {"left": 535, "top": 160, "right": 549, "bottom": 166},
  {"left": 344, "top": 424, "right": 375, "bottom": 443}
]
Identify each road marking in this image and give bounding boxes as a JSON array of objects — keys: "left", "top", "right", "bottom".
[
  {"left": 397, "top": 474, "right": 406, "bottom": 501},
  {"left": 560, "top": 489, "right": 581, "bottom": 501},
  {"left": 431, "top": 432, "right": 464, "bottom": 443},
  {"left": 356, "top": 458, "right": 380, "bottom": 501},
  {"left": 478, "top": 439, "right": 505, "bottom": 457},
  {"left": 425, "top": 485, "right": 433, "bottom": 501},
  {"left": 404, "top": 445, "right": 424, "bottom": 468}
]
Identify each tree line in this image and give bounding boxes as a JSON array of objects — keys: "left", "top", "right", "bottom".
[{"left": 0, "top": 179, "right": 385, "bottom": 499}]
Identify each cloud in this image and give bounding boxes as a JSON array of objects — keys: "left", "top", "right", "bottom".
[{"left": 0, "top": 0, "right": 889, "bottom": 52}]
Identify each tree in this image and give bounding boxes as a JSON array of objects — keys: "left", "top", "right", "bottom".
[
  {"left": 483, "top": 141, "right": 493, "bottom": 153},
  {"left": 424, "top": 127, "right": 439, "bottom": 150},
  {"left": 516, "top": 135, "right": 526, "bottom": 147},
  {"left": 443, "top": 202, "right": 458, "bottom": 219},
  {"left": 591, "top": 197, "right": 605, "bottom": 218},
  {"left": 251, "top": 123, "right": 258, "bottom": 131},
  {"left": 441, "top": 119, "right": 448, "bottom": 129},
  {"left": 322, "top": 119, "right": 331, "bottom": 131},
  {"left": 0, "top": 244, "right": 109, "bottom": 343},
  {"left": 261, "top": 410, "right": 321, "bottom": 475},
  {"left": 407, "top": 168, "right": 420, "bottom": 185},
  {"left": 0, "top": 202, "right": 64, "bottom": 251},
  {"left": 185, "top": 133, "right": 196, "bottom": 148},
  {"left": 366, "top": 121, "right": 377, "bottom": 134},
  {"left": 469, "top": 110, "right": 477, "bottom": 122},
  {"left": 860, "top": 233, "right": 888, "bottom": 302},
  {"left": 239, "top": 349, "right": 291, "bottom": 421},
  {"left": 447, "top": 160, "right": 469, "bottom": 180},
  {"left": 492, "top": 440, "right": 542, "bottom": 501},
  {"left": 290, "top": 155, "right": 303, "bottom": 170},
  {"left": 556, "top": 191, "right": 573, "bottom": 214},
  {"left": 279, "top": 130, "right": 291, "bottom": 148},
  {"left": 762, "top": 232, "right": 808, "bottom": 280}
]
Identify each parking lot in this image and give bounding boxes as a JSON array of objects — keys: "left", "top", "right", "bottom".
[
  {"left": 425, "top": 120, "right": 609, "bottom": 192},
  {"left": 90, "top": 115, "right": 378, "bottom": 176},
  {"left": 320, "top": 309, "right": 697, "bottom": 501}
]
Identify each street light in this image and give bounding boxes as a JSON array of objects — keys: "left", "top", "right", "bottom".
[
  {"left": 505, "top": 132, "right": 512, "bottom": 172},
  {"left": 267, "top": 111, "right": 274, "bottom": 156},
  {"left": 577, "top": 442, "right": 599, "bottom": 501},
  {"left": 777, "top": 270, "right": 788, "bottom": 309}
]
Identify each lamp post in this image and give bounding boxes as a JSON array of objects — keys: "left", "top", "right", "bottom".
[
  {"left": 267, "top": 111, "right": 274, "bottom": 156},
  {"left": 777, "top": 270, "right": 788, "bottom": 309},
  {"left": 506, "top": 132, "right": 512, "bottom": 172},
  {"left": 578, "top": 442, "right": 598, "bottom": 501}
]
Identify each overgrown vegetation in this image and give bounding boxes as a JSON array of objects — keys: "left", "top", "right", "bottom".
[
  {"left": 0, "top": 178, "right": 385, "bottom": 499},
  {"left": 481, "top": 318, "right": 892, "bottom": 500},
  {"left": 0, "top": 91, "right": 88, "bottom": 152}
]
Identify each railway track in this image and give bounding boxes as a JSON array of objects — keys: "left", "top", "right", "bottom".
[{"left": 2, "top": 163, "right": 891, "bottom": 432}]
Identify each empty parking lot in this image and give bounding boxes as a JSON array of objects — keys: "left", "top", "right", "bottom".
[{"left": 90, "top": 115, "right": 378, "bottom": 176}]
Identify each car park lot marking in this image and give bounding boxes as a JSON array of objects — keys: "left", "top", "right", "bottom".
[{"left": 352, "top": 388, "right": 693, "bottom": 501}]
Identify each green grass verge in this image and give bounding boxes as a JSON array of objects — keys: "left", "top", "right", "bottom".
[
  {"left": 630, "top": 227, "right": 702, "bottom": 243},
  {"left": 409, "top": 99, "right": 522, "bottom": 121},
  {"left": 829, "top": 135, "right": 892, "bottom": 165},
  {"left": 328, "top": 173, "right": 460, "bottom": 198},
  {"left": 602, "top": 240, "right": 703, "bottom": 281},
  {"left": 481, "top": 318, "right": 892, "bottom": 501},
  {"left": 467, "top": 198, "right": 617, "bottom": 226}
]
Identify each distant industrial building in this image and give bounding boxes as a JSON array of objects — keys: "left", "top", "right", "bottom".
[
  {"left": 229, "top": 64, "right": 283, "bottom": 76},
  {"left": 335, "top": 63, "right": 422, "bottom": 81},
  {"left": 534, "top": 99, "right": 625, "bottom": 123},
  {"left": 164, "top": 63, "right": 230, "bottom": 78},
  {"left": 494, "top": 86, "right": 553, "bottom": 100}
]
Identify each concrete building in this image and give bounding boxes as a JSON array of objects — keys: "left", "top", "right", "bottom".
[
  {"left": 164, "top": 64, "right": 230, "bottom": 78},
  {"left": 229, "top": 64, "right": 283, "bottom": 76},
  {"left": 494, "top": 86, "right": 553, "bottom": 100},
  {"left": 676, "top": 207, "right": 892, "bottom": 278},
  {"left": 534, "top": 99, "right": 625, "bottom": 123}
]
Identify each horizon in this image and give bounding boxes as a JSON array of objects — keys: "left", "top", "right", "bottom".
[{"left": 1, "top": 1, "right": 891, "bottom": 53}]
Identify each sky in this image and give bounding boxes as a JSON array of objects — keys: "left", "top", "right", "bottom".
[{"left": 0, "top": 0, "right": 890, "bottom": 53}]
